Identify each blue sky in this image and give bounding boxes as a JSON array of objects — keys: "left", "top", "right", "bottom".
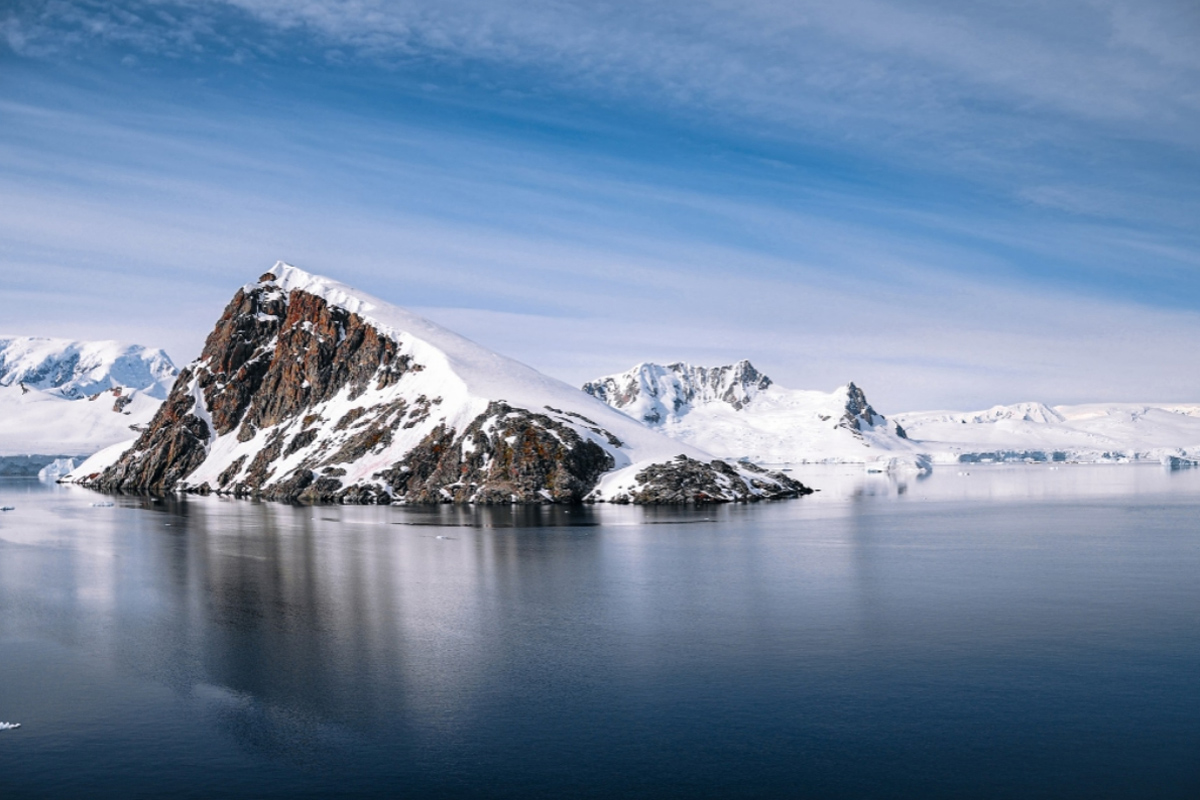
[{"left": 2, "top": 0, "right": 1199, "bottom": 410}]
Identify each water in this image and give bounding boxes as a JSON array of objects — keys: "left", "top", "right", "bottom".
[{"left": 2, "top": 465, "right": 1199, "bottom": 798}]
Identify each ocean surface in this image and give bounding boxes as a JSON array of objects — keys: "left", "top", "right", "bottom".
[{"left": 2, "top": 464, "right": 1199, "bottom": 798}]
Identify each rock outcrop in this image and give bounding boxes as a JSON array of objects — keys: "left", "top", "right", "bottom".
[
  {"left": 86, "top": 264, "right": 809, "bottom": 504},
  {"left": 603, "top": 456, "right": 812, "bottom": 504}
]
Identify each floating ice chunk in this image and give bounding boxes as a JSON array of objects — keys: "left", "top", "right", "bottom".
[
  {"left": 91, "top": 501, "right": 115, "bottom": 507},
  {"left": 38, "top": 457, "right": 77, "bottom": 483},
  {"left": 0, "top": 722, "right": 20, "bottom": 731}
]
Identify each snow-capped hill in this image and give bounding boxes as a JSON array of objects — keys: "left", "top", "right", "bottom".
[
  {"left": 909, "top": 402, "right": 1065, "bottom": 426},
  {"left": 582, "top": 360, "right": 771, "bottom": 424},
  {"left": 0, "top": 336, "right": 177, "bottom": 458},
  {"left": 584, "top": 362, "right": 923, "bottom": 469},
  {"left": 894, "top": 402, "right": 1200, "bottom": 464},
  {"left": 83, "top": 263, "right": 807, "bottom": 504},
  {"left": 0, "top": 336, "right": 176, "bottom": 400}
]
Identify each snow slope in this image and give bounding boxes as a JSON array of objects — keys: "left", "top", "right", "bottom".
[
  {"left": 584, "top": 361, "right": 926, "bottom": 470},
  {"left": 894, "top": 402, "right": 1200, "bottom": 465},
  {"left": 0, "top": 337, "right": 177, "bottom": 457}
]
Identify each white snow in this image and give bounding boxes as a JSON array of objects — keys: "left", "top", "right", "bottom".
[
  {"left": 0, "top": 336, "right": 177, "bottom": 457},
  {"left": 62, "top": 439, "right": 138, "bottom": 483},
  {"left": 585, "top": 361, "right": 925, "bottom": 471},
  {"left": 587, "top": 361, "right": 1200, "bottom": 472}
]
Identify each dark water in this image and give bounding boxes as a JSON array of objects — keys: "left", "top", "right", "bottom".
[{"left": 2, "top": 465, "right": 1199, "bottom": 798}]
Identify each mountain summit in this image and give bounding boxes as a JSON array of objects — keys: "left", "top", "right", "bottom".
[{"left": 82, "top": 264, "right": 808, "bottom": 503}]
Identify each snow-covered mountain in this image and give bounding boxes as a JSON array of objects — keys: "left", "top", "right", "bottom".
[
  {"left": 583, "top": 361, "right": 926, "bottom": 470},
  {"left": 71, "top": 264, "right": 808, "bottom": 504},
  {"left": 895, "top": 402, "right": 1200, "bottom": 465},
  {"left": 0, "top": 336, "right": 177, "bottom": 458},
  {"left": 0, "top": 336, "right": 176, "bottom": 399}
]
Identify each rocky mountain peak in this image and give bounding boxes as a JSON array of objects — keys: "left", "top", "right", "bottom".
[
  {"left": 839, "top": 382, "right": 906, "bottom": 439},
  {"left": 582, "top": 359, "right": 773, "bottom": 424}
]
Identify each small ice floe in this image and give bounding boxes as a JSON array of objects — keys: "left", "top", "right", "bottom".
[
  {"left": 0, "top": 722, "right": 20, "bottom": 731},
  {"left": 435, "top": 535, "right": 455, "bottom": 540},
  {"left": 38, "top": 457, "right": 77, "bottom": 483},
  {"left": 91, "top": 501, "right": 115, "bottom": 507},
  {"left": 0, "top": 506, "right": 14, "bottom": 512}
]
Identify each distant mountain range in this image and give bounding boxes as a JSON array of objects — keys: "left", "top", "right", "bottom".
[
  {"left": 5, "top": 262, "right": 1198, "bottom": 495},
  {"left": 0, "top": 336, "right": 177, "bottom": 466},
  {"left": 895, "top": 403, "right": 1200, "bottom": 466},
  {"left": 582, "top": 362, "right": 1200, "bottom": 468}
]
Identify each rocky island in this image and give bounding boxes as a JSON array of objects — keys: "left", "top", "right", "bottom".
[{"left": 75, "top": 263, "right": 809, "bottom": 504}]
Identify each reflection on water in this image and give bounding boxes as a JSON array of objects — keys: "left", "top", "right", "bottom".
[{"left": 2, "top": 467, "right": 1200, "bottom": 798}]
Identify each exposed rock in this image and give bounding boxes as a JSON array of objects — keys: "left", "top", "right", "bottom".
[
  {"left": 95, "top": 369, "right": 210, "bottom": 492},
  {"left": 367, "top": 403, "right": 615, "bottom": 505},
  {"left": 601, "top": 455, "right": 811, "bottom": 504},
  {"left": 840, "top": 382, "right": 887, "bottom": 437}
]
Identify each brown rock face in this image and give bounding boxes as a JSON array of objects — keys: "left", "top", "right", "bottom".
[
  {"left": 96, "top": 274, "right": 419, "bottom": 498},
  {"left": 97, "top": 367, "right": 211, "bottom": 491},
  {"left": 90, "top": 273, "right": 623, "bottom": 503}
]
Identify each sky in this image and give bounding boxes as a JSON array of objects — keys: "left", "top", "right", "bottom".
[{"left": 2, "top": 0, "right": 1199, "bottom": 411}]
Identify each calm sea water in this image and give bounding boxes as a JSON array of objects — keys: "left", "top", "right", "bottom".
[{"left": 2, "top": 465, "right": 1199, "bottom": 798}]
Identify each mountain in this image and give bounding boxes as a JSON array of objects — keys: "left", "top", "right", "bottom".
[
  {"left": 583, "top": 361, "right": 926, "bottom": 470},
  {"left": 0, "top": 336, "right": 176, "bottom": 399},
  {"left": 894, "top": 402, "right": 1200, "bottom": 465},
  {"left": 0, "top": 336, "right": 178, "bottom": 460},
  {"left": 72, "top": 264, "right": 808, "bottom": 504}
]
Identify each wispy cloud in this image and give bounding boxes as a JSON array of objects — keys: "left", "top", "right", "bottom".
[
  {"left": 2, "top": 1, "right": 1199, "bottom": 408},
  {"left": 9, "top": 2, "right": 1199, "bottom": 128}
]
